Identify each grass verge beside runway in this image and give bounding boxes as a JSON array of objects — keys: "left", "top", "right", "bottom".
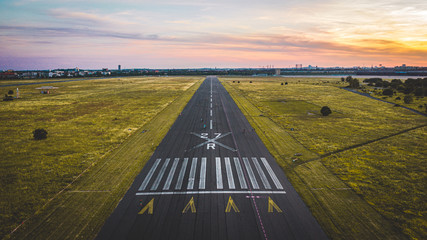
[
  {"left": 222, "top": 77, "right": 426, "bottom": 239},
  {"left": 1, "top": 77, "right": 202, "bottom": 239}
]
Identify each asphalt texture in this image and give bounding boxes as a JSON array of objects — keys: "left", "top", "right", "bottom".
[{"left": 96, "top": 76, "right": 328, "bottom": 240}]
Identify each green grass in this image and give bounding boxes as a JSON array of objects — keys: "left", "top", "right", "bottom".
[
  {"left": 0, "top": 76, "right": 203, "bottom": 239},
  {"left": 221, "top": 77, "right": 426, "bottom": 239}
]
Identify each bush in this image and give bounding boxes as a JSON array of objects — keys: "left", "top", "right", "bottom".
[
  {"left": 382, "top": 89, "right": 394, "bottom": 96},
  {"left": 3, "top": 94, "right": 13, "bottom": 101},
  {"left": 320, "top": 106, "right": 332, "bottom": 116},
  {"left": 8, "top": 90, "right": 14, "bottom": 95},
  {"left": 404, "top": 95, "right": 413, "bottom": 104},
  {"left": 250, "top": 81, "right": 252, "bottom": 83},
  {"left": 281, "top": 83, "right": 283, "bottom": 85},
  {"left": 33, "top": 128, "right": 48, "bottom": 140}
]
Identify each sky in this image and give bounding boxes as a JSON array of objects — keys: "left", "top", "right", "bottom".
[{"left": 0, "top": 0, "right": 426, "bottom": 70}]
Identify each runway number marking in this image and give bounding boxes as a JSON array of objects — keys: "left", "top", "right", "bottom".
[{"left": 188, "top": 132, "right": 236, "bottom": 152}]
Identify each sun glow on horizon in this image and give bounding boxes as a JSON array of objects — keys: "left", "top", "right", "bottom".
[{"left": 1, "top": 0, "right": 426, "bottom": 70}]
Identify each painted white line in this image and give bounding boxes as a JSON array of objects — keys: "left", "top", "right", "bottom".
[
  {"left": 225, "top": 157, "right": 235, "bottom": 189},
  {"left": 252, "top": 157, "right": 271, "bottom": 189},
  {"left": 210, "top": 109, "right": 212, "bottom": 117},
  {"left": 136, "top": 190, "right": 287, "bottom": 196},
  {"left": 210, "top": 120, "right": 212, "bottom": 130},
  {"left": 150, "top": 158, "right": 170, "bottom": 190},
  {"left": 234, "top": 157, "right": 248, "bottom": 189},
  {"left": 216, "top": 157, "right": 223, "bottom": 189},
  {"left": 187, "top": 157, "right": 198, "bottom": 190},
  {"left": 199, "top": 157, "right": 207, "bottom": 189},
  {"left": 210, "top": 103, "right": 212, "bottom": 108},
  {"left": 260, "top": 157, "right": 283, "bottom": 190},
  {"left": 163, "top": 158, "right": 179, "bottom": 190},
  {"left": 175, "top": 158, "right": 188, "bottom": 190},
  {"left": 210, "top": 98, "right": 212, "bottom": 102},
  {"left": 243, "top": 157, "right": 259, "bottom": 189},
  {"left": 138, "top": 158, "right": 161, "bottom": 191}
]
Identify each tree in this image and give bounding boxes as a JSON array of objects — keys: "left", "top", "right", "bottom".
[
  {"left": 320, "top": 106, "right": 332, "bottom": 116},
  {"left": 404, "top": 95, "right": 413, "bottom": 104},
  {"left": 33, "top": 128, "right": 48, "bottom": 140},
  {"left": 382, "top": 89, "right": 394, "bottom": 96}
]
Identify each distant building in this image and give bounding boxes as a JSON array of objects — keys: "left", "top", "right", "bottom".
[
  {"left": 275, "top": 69, "right": 281, "bottom": 75},
  {"left": 118, "top": 65, "right": 121, "bottom": 71}
]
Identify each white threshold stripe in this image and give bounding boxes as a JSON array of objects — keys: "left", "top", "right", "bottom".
[
  {"left": 260, "top": 157, "right": 283, "bottom": 190},
  {"left": 175, "top": 158, "right": 188, "bottom": 190},
  {"left": 150, "top": 158, "right": 170, "bottom": 190},
  {"left": 216, "top": 157, "right": 223, "bottom": 189},
  {"left": 199, "top": 157, "right": 207, "bottom": 189},
  {"left": 136, "top": 190, "right": 286, "bottom": 196},
  {"left": 138, "top": 158, "right": 161, "bottom": 191},
  {"left": 163, "top": 158, "right": 179, "bottom": 190},
  {"left": 224, "top": 157, "right": 235, "bottom": 189},
  {"left": 243, "top": 157, "right": 260, "bottom": 189},
  {"left": 233, "top": 157, "right": 248, "bottom": 189},
  {"left": 187, "top": 157, "right": 198, "bottom": 190},
  {"left": 252, "top": 157, "right": 271, "bottom": 189}
]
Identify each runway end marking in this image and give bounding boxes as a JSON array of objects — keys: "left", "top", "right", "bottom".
[
  {"left": 182, "top": 196, "right": 196, "bottom": 213},
  {"left": 225, "top": 196, "right": 240, "bottom": 213},
  {"left": 268, "top": 196, "right": 283, "bottom": 213},
  {"left": 138, "top": 198, "right": 154, "bottom": 215}
]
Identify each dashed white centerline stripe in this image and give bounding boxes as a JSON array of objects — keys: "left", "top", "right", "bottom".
[
  {"left": 261, "top": 157, "right": 283, "bottom": 190},
  {"left": 138, "top": 158, "right": 161, "bottom": 191},
  {"left": 225, "top": 157, "right": 235, "bottom": 189},
  {"left": 234, "top": 157, "right": 248, "bottom": 189},
  {"left": 210, "top": 120, "right": 212, "bottom": 130},
  {"left": 199, "top": 157, "right": 207, "bottom": 189},
  {"left": 216, "top": 157, "right": 223, "bottom": 189},
  {"left": 151, "top": 158, "right": 170, "bottom": 190},
  {"left": 210, "top": 109, "right": 212, "bottom": 116},
  {"left": 175, "top": 158, "right": 188, "bottom": 190},
  {"left": 243, "top": 157, "right": 260, "bottom": 189},
  {"left": 252, "top": 157, "right": 271, "bottom": 189},
  {"left": 187, "top": 157, "right": 198, "bottom": 190},
  {"left": 163, "top": 158, "right": 179, "bottom": 190}
]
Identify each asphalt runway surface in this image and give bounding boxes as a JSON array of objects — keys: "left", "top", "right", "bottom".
[{"left": 96, "top": 76, "right": 328, "bottom": 240}]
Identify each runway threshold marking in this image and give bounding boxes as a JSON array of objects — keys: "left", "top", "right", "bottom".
[
  {"left": 175, "top": 158, "right": 188, "bottom": 190},
  {"left": 136, "top": 191, "right": 286, "bottom": 196},
  {"left": 216, "top": 157, "right": 223, "bottom": 189},
  {"left": 138, "top": 157, "right": 283, "bottom": 193},
  {"left": 138, "top": 158, "right": 161, "bottom": 191}
]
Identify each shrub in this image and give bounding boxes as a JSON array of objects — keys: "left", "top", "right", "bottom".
[
  {"left": 285, "top": 82, "right": 288, "bottom": 85},
  {"left": 33, "top": 128, "right": 48, "bottom": 140},
  {"left": 382, "top": 89, "right": 394, "bottom": 96},
  {"left": 281, "top": 83, "right": 283, "bottom": 85},
  {"left": 320, "top": 106, "right": 332, "bottom": 116},
  {"left": 3, "top": 94, "right": 13, "bottom": 101},
  {"left": 250, "top": 81, "right": 252, "bottom": 83},
  {"left": 8, "top": 90, "right": 14, "bottom": 95},
  {"left": 403, "top": 95, "right": 413, "bottom": 104}
]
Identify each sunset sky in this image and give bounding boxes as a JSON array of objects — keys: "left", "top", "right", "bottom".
[{"left": 1, "top": 0, "right": 426, "bottom": 70}]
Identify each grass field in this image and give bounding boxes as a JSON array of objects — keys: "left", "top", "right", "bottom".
[
  {"left": 0, "top": 76, "right": 202, "bottom": 239},
  {"left": 222, "top": 77, "right": 426, "bottom": 239}
]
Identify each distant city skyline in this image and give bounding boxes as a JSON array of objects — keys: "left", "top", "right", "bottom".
[{"left": 1, "top": 0, "right": 427, "bottom": 70}]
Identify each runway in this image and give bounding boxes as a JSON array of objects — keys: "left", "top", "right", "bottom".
[{"left": 96, "top": 76, "right": 328, "bottom": 240}]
